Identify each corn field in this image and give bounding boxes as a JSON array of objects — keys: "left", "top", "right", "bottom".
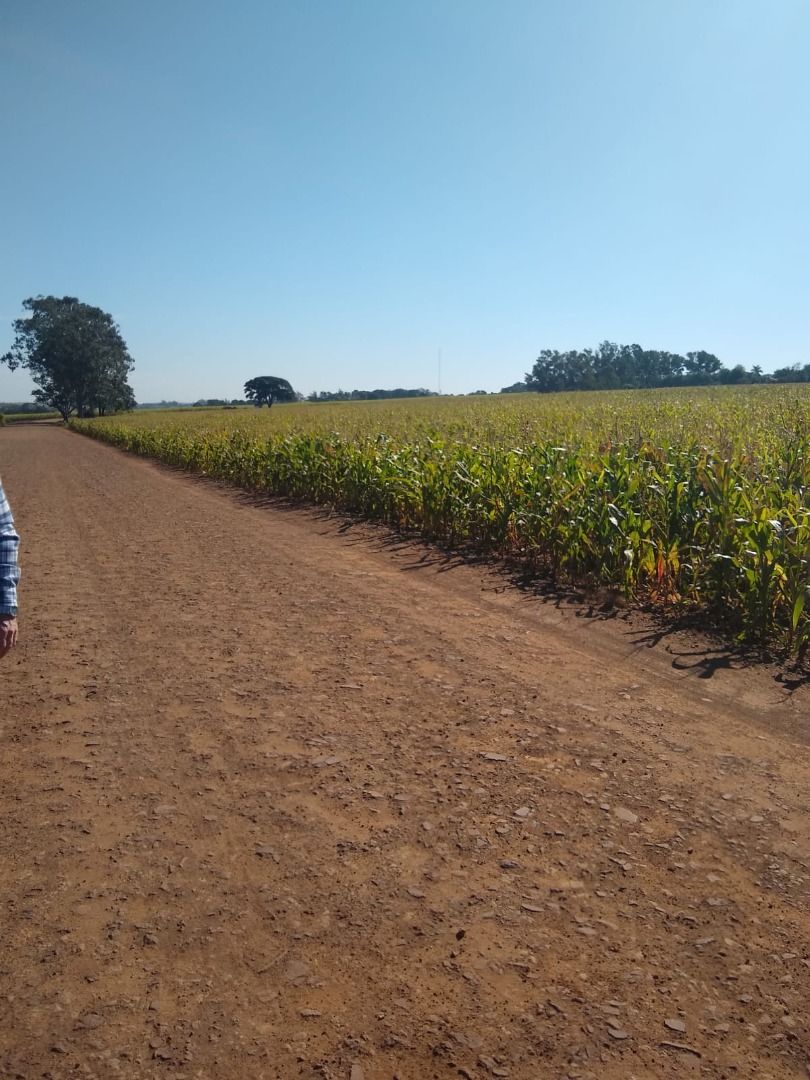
[{"left": 71, "top": 386, "right": 810, "bottom": 657}]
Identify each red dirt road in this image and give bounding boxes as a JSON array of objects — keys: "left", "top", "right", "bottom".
[{"left": 1, "top": 424, "right": 809, "bottom": 1080}]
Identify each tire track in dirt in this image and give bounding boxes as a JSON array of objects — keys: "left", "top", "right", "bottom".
[{"left": 1, "top": 424, "right": 809, "bottom": 1080}]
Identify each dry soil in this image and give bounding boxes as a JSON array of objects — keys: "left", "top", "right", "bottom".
[{"left": 1, "top": 423, "right": 809, "bottom": 1080}]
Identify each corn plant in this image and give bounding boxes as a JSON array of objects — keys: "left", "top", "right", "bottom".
[{"left": 71, "top": 384, "right": 810, "bottom": 656}]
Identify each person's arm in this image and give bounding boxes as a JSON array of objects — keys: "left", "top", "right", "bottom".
[{"left": 0, "top": 480, "right": 20, "bottom": 658}]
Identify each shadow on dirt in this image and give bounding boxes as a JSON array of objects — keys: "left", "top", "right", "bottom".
[{"left": 146, "top": 462, "right": 810, "bottom": 695}]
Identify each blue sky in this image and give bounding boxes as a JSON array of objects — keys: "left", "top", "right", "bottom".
[{"left": 1, "top": 0, "right": 807, "bottom": 401}]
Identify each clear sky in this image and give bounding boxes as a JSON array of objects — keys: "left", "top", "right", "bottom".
[{"left": 1, "top": 0, "right": 807, "bottom": 402}]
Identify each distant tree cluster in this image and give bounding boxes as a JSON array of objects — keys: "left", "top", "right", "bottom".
[
  {"left": 2, "top": 296, "right": 136, "bottom": 420},
  {"left": 0, "top": 401, "right": 55, "bottom": 414},
  {"left": 307, "top": 387, "right": 437, "bottom": 402},
  {"left": 772, "top": 363, "right": 810, "bottom": 383},
  {"left": 501, "top": 342, "right": 773, "bottom": 394},
  {"left": 193, "top": 398, "right": 246, "bottom": 407}
]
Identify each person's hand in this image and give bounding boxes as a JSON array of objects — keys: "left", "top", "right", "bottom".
[{"left": 0, "top": 616, "right": 18, "bottom": 658}]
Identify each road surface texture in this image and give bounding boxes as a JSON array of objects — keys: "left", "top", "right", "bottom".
[{"left": 1, "top": 423, "right": 809, "bottom": 1080}]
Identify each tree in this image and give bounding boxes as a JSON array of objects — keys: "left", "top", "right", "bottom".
[
  {"left": 306, "top": 386, "right": 437, "bottom": 402},
  {"left": 244, "top": 375, "right": 296, "bottom": 407},
  {"left": 684, "top": 350, "right": 722, "bottom": 383},
  {"left": 718, "top": 363, "right": 747, "bottom": 384},
  {"left": 772, "top": 363, "right": 810, "bottom": 383},
  {"left": 520, "top": 341, "right": 732, "bottom": 393},
  {"left": 1, "top": 296, "right": 135, "bottom": 420}
]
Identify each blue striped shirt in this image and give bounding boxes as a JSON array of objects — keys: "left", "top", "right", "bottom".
[{"left": 0, "top": 480, "right": 20, "bottom": 616}]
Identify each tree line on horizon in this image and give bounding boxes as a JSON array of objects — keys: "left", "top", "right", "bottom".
[
  {"left": 501, "top": 341, "right": 809, "bottom": 394},
  {"left": 307, "top": 387, "right": 437, "bottom": 402},
  {"left": 4, "top": 295, "right": 809, "bottom": 418},
  {"left": 0, "top": 401, "right": 56, "bottom": 414}
]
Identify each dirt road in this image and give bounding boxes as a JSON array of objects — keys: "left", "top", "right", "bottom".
[{"left": 1, "top": 424, "right": 809, "bottom": 1080}]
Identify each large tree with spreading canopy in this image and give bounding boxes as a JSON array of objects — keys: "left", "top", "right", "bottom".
[
  {"left": 2, "top": 296, "right": 136, "bottom": 420},
  {"left": 244, "top": 375, "right": 296, "bottom": 407}
]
